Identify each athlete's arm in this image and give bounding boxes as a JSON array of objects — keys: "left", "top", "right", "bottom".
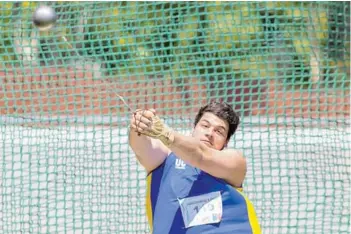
[
  {"left": 169, "top": 132, "right": 246, "bottom": 187},
  {"left": 128, "top": 109, "right": 170, "bottom": 174}
]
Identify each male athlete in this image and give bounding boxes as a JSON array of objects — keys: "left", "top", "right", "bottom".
[{"left": 129, "top": 101, "right": 261, "bottom": 234}]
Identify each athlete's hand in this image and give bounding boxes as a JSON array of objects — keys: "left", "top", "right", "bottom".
[
  {"left": 130, "top": 109, "right": 156, "bottom": 134},
  {"left": 130, "top": 108, "right": 174, "bottom": 147}
]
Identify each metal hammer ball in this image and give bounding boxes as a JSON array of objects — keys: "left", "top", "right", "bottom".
[{"left": 33, "top": 6, "right": 57, "bottom": 31}]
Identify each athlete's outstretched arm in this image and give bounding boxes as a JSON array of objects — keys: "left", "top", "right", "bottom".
[
  {"left": 128, "top": 109, "right": 170, "bottom": 173},
  {"left": 169, "top": 132, "right": 246, "bottom": 187},
  {"left": 133, "top": 110, "right": 247, "bottom": 187}
]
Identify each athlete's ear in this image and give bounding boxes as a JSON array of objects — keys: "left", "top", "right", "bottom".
[{"left": 223, "top": 140, "right": 229, "bottom": 149}]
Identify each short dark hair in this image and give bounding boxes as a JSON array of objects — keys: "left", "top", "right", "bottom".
[{"left": 194, "top": 101, "right": 240, "bottom": 141}]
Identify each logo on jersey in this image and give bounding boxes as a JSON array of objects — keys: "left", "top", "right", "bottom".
[{"left": 175, "top": 158, "right": 186, "bottom": 169}]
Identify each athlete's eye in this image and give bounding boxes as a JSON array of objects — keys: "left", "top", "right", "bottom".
[{"left": 215, "top": 129, "right": 224, "bottom": 136}]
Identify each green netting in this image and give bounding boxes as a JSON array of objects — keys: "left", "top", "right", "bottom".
[{"left": 0, "top": 1, "right": 350, "bottom": 233}]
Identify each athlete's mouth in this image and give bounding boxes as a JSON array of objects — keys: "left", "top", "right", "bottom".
[{"left": 201, "top": 140, "right": 213, "bottom": 146}]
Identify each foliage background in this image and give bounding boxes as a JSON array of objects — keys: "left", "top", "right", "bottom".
[{"left": 0, "top": 1, "right": 349, "bottom": 90}]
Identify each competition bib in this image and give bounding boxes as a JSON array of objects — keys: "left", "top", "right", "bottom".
[{"left": 178, "top": 191, "right": 223, "bottom": 228}]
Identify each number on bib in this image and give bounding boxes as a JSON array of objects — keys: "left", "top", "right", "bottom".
[{"left": 178, "top": 191, "right": 223, "bottom": 228}]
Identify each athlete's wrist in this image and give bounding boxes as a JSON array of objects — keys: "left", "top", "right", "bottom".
[{"left": 158, "top": 126, "right": 174, "bottom": 147}]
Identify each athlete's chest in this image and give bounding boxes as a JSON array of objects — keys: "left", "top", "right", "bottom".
[
  {"left": 161, "top": 156, "right": 198, "bottom": 196},
  {"left": 161, "top": 155, "right": 226, "bottom": 198}
]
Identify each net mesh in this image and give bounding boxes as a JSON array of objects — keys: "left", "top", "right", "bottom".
[{"left": 0, "top": 1, "right": 350, "bottom": 233}]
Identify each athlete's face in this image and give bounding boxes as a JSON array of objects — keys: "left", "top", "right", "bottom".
[{"left": 192, "top": 112, "right": 229, "bottom": 150}]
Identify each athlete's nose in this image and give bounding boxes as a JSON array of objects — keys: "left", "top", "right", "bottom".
[{"left": 204, "top": 128, "right": 214, "bottom": 139}]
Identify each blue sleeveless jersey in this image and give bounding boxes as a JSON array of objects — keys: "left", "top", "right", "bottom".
[{"left": 145, "top": 152, "right": 261, "bottom": 234}]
